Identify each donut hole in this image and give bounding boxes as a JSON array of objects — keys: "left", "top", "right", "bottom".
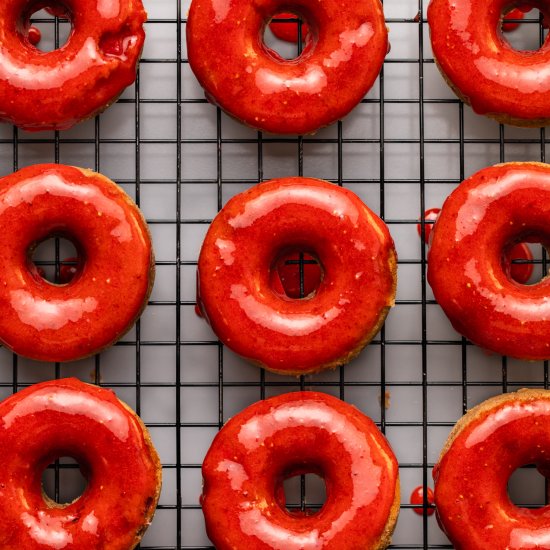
[
  {"left": 270, "top": 249, "right": 323, "bottom": 299},
  {"left": 264, "top": 11, "right": 313, "bottom": 60},
  {"left": 42, "top": 456, "right": 88, "bottom": 506},
  {"left": 507, "top": 464, "right": 546, "bottom": 508},
  {"left": 501, "top": 6, "right": 549, "bottom": 51},
  {"left": 30, "top": 236, "right": 82, "bottom": 285},
  {"left": 280, "top": 473, "right": 327, "bottom": 515},
  {"left": 23, "top": 3, "right": 72, "bottom": 52},
  {"left": 502, "top": 240, "right": 548, "bottom": 285}
]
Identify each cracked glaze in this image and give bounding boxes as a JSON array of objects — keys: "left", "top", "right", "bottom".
[
  {"left": 0, "top": 378, "right": 161, "bottom": 550},
  {"left": 428, "top": 0, "right": 550, "bottom": 125},
  {"left": 0, "top": 0, "right": 146, "bottom": 131},
  {"left": 0, "top": 164, "right": 153, "bottom": 362},
  {"left": 201, "top": 392, "right": 399, "bottom": 550},
  {"left": 196, "top": 177, "right": 397, "bottom": 375},
  {"left": 427, "top": 162, "right": 550, "bottom": 360},
  {"left": 434, "top": 390, "right": 550, "bottom": 550},
  {"left": 186, "top": 0, "right": 387, "bottom": 134}
]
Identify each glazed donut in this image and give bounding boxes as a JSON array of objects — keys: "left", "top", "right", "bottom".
[
  {"left": 434, "top": 389, "right": 550, "bottom": 549},
  {"left": 201, "top": 391, "right": 400, "bottom": 550},
  {"left": 0, "top": 0, "right": 146, "bottom": 131},
  {"left": 196, "top": 177, "right": 397, "bottom": 375},
  {"left": 186, "top": 0, "right": 387, "bottom": 134},
  {"left": 0, "top": 377, "right": 161, "bottom": 549},
  {"left": 0, "top": 163, "right": 154, "bottom": 362},
  {"left": 427, "top": 162, "right": 550, "bottom": 360},
  {"left": 427, "top": 0, "right": 550, "bottom": 126}
]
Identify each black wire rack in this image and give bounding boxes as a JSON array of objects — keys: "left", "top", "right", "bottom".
[{"left": 2, "top": 1, "right": 550, "bottom": 548}]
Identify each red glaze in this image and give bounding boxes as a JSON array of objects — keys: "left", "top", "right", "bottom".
[
  {"left": 59, "top": 257, "right": 81, "bottom": 284},
  {"left": 427, "top": 162, "right": 550, "bottom": 360},
  {"left": 417, "top": 207, "right": 441, "bottom": 243},
  {"left": 271, "top": 251, "right": 322, "bottom": 299},
  {"left": 0, "top": 164, "right": 154, "bottom": 362},
  {"left": 507, "top": 242, "right": 534, "bottom": 284},
  {"left": 186, "top": 0, "right": 388, "bottom": 134},
  {"left": 410, "top": 486, "right": 435, "bottom": 516},
  {"left": 196, "top": 177, "right": 397, "bottom": 375},
  {"left": 0, "top": 0, "right": 147, "bottom": 132},
  {"left": 427, "top": 0, "right": 550, "bottom": 126},
  {"left": 0, "top": 378, "right": 161, "bottom": 549},
  {"left": 434, "top": 389, "right": 550, "bottom": 549},
  {"left": 201, "top": 391, "right": 400, "bottom": 550},
  {"left": 502, "top": 7, "right": 528, "bottom": 32},
  {"left": 269, "top": 12, "right": 310, "bottom": 43},
  {"left": 27, "top": 26, "right": 41, "bottom": 46}
]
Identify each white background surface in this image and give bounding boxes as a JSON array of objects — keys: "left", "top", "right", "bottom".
[{"left": 0, "top": 1, "right": 549, "bottom": 548}]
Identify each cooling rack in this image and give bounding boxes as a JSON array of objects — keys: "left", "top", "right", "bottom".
[{"left": 0, "top": 0, "right": 549, "bottom": 548}]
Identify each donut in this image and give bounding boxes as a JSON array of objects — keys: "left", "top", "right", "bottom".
[
  {"left": 196, "top": 177, "right": 397, "bottom": 375},
  {"left": 201, "top": 391, "right": 400, "bottom": 550},
  {"left": 0, "top": 377, "right": 161, "bottom": 549},
  {"left": 0, "top": 0, "right": 147, "bottom": 132},
  {"left": 427, "top": 0, "right": 550, "bottom": 126},
  {"left": 434, "top": 388, "right": 550, "bottom": 549},
  {"left": 0, "top": 163, "right": 154, "bottom": 362},
  {"left": 427, "top": 162, "right": 550, "bottom": 360},
  {"left": 186, "top": 0, "right": 388, "bottom": 134}
]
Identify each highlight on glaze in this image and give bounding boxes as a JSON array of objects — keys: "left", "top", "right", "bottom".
[
  {"left": 0, "top": 0, "right": 147, "bottom": 131},
  {"left": 196, "top": 177, "right": 397, "bottom": 375},
  {"left": 186, "top": 0, "right": 388, "bottom": 134},
  {"left": 428, "top": 0, "right": 550, "bottom": 126},
  {"left": 0, "top": 378, "right": 161, "bottom": 550},
  {"left": 201, "top": 391, "right": 400, "bottom": 550},
  {"left": 427, "top": 162, "right": 550, "bottom": 360},
  {"left": 434, "top": 389, "right": 550, "bottom": 549},
  {"left": 0, "top": 163, "right": 154, "bottom": 362}
]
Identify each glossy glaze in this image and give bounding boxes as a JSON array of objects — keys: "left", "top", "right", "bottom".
[
  {"left": 428, "top": 0, "right": 550, "bottom": 126},
  {"left": 0, "top": 378, "right": 161, "bottom": 549},
  {"left": 434, "top": 389, "right": 550, "bottom": 549},
  {"left": 201, "top": 391, "right": 400, "bottom": 550},
  {"left": 0, "top": 0, "right": 146, "bottom": 131},
  {"left": 196, "top": 177, "right": 397, "bottom": 375},
  {"left": 0, "top": 164, "right": 154, "bottom": 362},
  {"left": 186, "top": 0, "right": 387, "bottom": 134},
  {"left": 427, "top": 162, "right": 550, "bottom": 360}
]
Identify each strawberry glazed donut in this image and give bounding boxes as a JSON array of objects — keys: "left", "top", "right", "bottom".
[
  {"left": 434, "top": 389, "right": 550, "bottom": 549},
  {"left": 0, "top": 378, "right": 161, "bottom": 549},
  {"left": 0, "top": 164, "right": 154, "bottom": 362},
  {"left": 201, "top": 391, "right": 400, "bottom": 550},
  {"left": 427, "top": 162, "right": 550, "bottom": 360},
  {"left": 186, "top": 0, "right": 388, "bottom": 134},
  {"left": 428, "top": 0, "right": 550, "bottom": 126},
  {"left": 0, "top": 0, "right": 147, "bottom": 132},
  {"left": 196, "top": 177, "right": 397, "bottom": 375}
]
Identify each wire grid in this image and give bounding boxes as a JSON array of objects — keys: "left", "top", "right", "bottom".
[{"left": 1, "top": 0, "right": 550, "bottom": 548}]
